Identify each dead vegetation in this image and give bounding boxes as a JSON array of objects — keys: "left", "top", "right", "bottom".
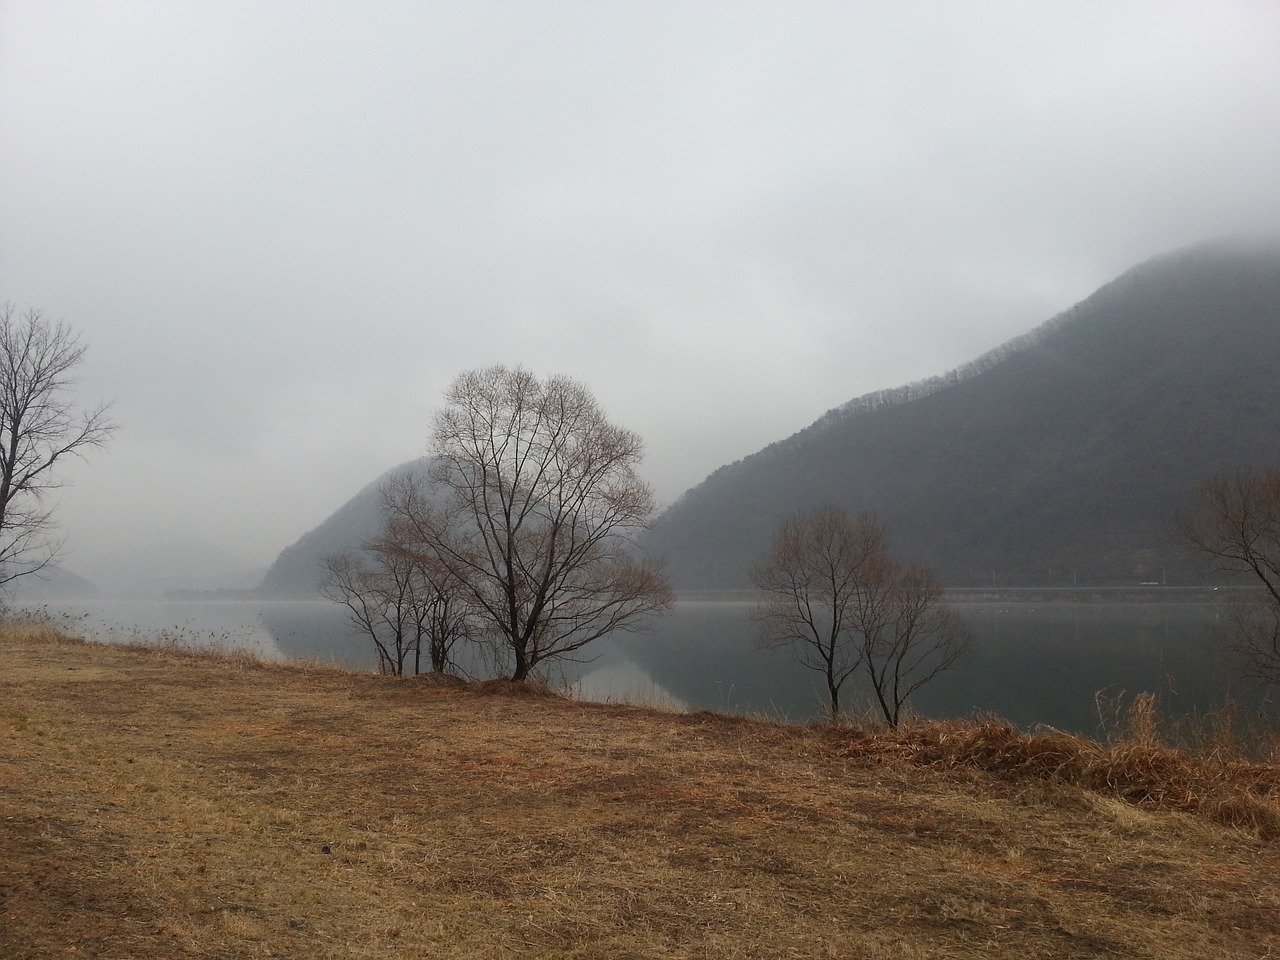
[
  {"left": 3, "top": 623, "right": 1280, "bottom": 959},
  {"left": 839, "top": 716, "right": 1280, "bottom": 840}
]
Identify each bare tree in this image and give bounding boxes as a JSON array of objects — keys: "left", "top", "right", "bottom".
[
  {"left": 323, "top": 477, "right": 481, "bottom": 676},
  {"left": 379, "top": 473, "right": 487, "bottom": 675},
  {"left": 860, "top": 562, "right": 969, "bottom": 728},
  {"left": 751, "top": 507, "right": 886, "bottom": 714},
  {"left": 1178, "top": 468, "right": 1280, "bottom": 683},
  {"left": 0, "top": 305, "right": 114, "bottom": 586},
  {"left": 753, "top": 506, "right": 968, "bottom": 726},
  {"left": 405, "top": 366, "right": 673, "bottom": 681},
  {"left": 321, "top": 548, "right": 421, "bottom": 676}
]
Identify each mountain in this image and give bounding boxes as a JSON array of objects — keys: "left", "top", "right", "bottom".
[
  {"left": 257, "top": 458, "right": 431, "bottom": 597},
  {"left": 5, "top": 565, "right": 99, "bottom": 602},
  {"left": 645, "top": 238, "right": 1280, "bottom": 589}
]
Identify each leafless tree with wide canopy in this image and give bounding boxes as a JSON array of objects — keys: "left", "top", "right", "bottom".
[{"left": 393, "top": 366, "right": 672, "bottom": 681}]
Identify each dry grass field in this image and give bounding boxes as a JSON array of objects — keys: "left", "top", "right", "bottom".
[{"left": 2, "top": 621, "right": 1279, "bottom": 959}]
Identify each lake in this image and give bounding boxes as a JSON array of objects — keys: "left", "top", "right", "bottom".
[{"left": 18, "top": 596, "right": 1274, "bottom": 737}]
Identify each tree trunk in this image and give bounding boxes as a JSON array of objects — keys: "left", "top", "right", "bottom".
[{"left": 510, "top": 642, "right": 530, "bottom": 681}]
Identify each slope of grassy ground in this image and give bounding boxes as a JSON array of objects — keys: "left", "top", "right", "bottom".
[{"left": 2, "top": 622, "right": 1279, "bottom": 959}]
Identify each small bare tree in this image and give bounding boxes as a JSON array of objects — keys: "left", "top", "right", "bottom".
[
  {"left": 753, "top": 506, "right": 968, "bottom": 726},
  {"left": 379, "top": 473, "right": 487, "bottom": 675},
  {"left": 321, "top": 547, "right": 423, "bottom": 676},
  {"left": 1178, "top": 468, "right": 1280, "bottom": 683},
  {"left": 323, "top": 477, "right": 482, "bottom": 676},
  {"left": 861, "top": 563, "right": 969, "bottom": 728},
  {"left": 407, "top": 366, "right": 673, "bottom": 681},
  {"left": 751, "top": 507, "right": 886, "bottom": 715},
  {"left": 0, "top": 305, "right": 114, "bottom": 586}
]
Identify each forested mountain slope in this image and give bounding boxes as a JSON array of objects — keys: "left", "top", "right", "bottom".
[{"left": 645, "top": 239, "right": 1280, "bottom": 588}]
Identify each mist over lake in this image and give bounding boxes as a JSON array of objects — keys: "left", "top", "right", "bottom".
[{"left": 27, "top": 597, "right": 1271, "bottom": 738}]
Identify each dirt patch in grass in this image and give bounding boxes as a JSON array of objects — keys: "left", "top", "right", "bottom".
[{"left": 2, "top": 623, "right": 1279, "bottom": 959}]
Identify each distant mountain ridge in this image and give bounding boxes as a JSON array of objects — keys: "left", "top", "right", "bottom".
[
  {"left": 5, "top": 565, "right": 99, "bottom": 602},
  {"left": 645, "top": 237, "right": 1280, "bottom": 588},
  {"left": 798, "top": 293, "right": 1078, "bottom": 437},
  {"left": 260, "top": 238, "right": 1280, "bottom": 596}
]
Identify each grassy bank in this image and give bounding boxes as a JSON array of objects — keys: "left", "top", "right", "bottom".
[{"left": 2, "top": 623, "right": 1279, "bottom": 959}]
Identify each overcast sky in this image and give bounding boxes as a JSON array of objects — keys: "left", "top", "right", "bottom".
[{"left": 2, "top": 1, "right": 1279, "bottom": 592}]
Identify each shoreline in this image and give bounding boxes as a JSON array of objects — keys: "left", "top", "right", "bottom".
[{"left": 677, "top": 584, "right": 1252, "bottom": 604}]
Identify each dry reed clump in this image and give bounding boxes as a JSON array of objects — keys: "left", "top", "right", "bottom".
[
  {"left": 1095, "top": 689, "right": 1280, "bottom": 763},
  {"left": 854, "top": 713, "right": 1280, "bottom": 839},
  {"left": 0, "top": 608, "right": 82, "bottom": 643},
  {"left": 1175, "top": 699, "right": 1280, "bottom": 763}
]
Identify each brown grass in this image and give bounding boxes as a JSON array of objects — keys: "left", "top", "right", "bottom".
[
  {"left": 845, "top": 718, "right": 1280, "bottom": 839},
  {"left": 3, "top": 623, "right": 1280, "bottom": 959}
]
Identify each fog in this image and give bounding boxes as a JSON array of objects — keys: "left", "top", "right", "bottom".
[{"left": 2, "top": 2, "right": 1279, "bottom": 593}]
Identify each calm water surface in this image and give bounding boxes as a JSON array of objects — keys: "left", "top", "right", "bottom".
[{"left": 24, "top": 597, "right": 1272, "bottom": 736}]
